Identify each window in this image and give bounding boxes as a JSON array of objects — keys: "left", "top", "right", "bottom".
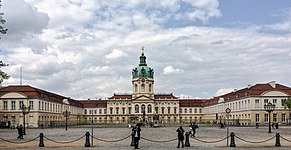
[
  {"left": 104, "top": 109, "right": 107, "bottom": 114},
  {"left": 116, "top": 107, "right": 119, "bottom": 114},
  {"left": 161, "top": 107, "right": 165, "bottom": 114},
  {"left": 11, "top": 101, "right": 16, "bottom": 110},
  {"left": 135, "top": 105, "right": 139, "bottom": 113},
  {"left": 189, "top": 108, "right": 192, "bottom": 114},
  {"left": 168, "top": 107, "right": 171, "bottom": 114},
  {"left": 141, "top": 84, "right": 145, "bottom": 92},
  {"left": 194, "top": 108, "right": 197, "bottom": 113},
  {"left": 174, "top": 107, "right": 177, "bottom": 114},
  {"left": 3, "top": 101, "right": 8, "bottom": 110},
  {"left": 155, "top": 107, "right": 158, "bottom": 114},
  {"left": 264, "top": 99, "right": 268, "bottom": 104},
  {"left": 273, "top": 113, "right": 277, "bottom": 122},
  {"left": 255, "top": 99, "right": 259, "bottom": 108},
  {"left": 273, "top": 99, "right": 277, "bottom": 105},
  {"left": 135, "top": 84, "right": 138, "bottom": 92},
  {"left": 282, "top": 99, "right": 286, "bottom": 107},
  {"left": 199, "top": 108, "right": 202, "bottom": 114},
  {"left": 179, "top": 108, "right": 182, "bottom": 114},
  {"left": 99, "top": 109, "right": 102, "bottom": 114},
  {"left": 141, "top": 104, "right": 146, "bottom": 113},
  {"left": 29, "top": 101, "right": 34, "bottom": 110},
  {"left": 122, "top": 107, "right": 125, "bottom": 114},
  {"left": 110, "top": 108, "right": 113, "bottom": 114},
  {"left": 264, "top": 114, "right": 269, "bottom": 123},
  {"left": 94, "top": 110, "right": 97, "bottom": 114},
  {"left": 19, "top": 101, "right": 24, "bottom": 110},
  {"left": 89, "top": 110, "right": 92, "bottom": 114},
  {"left": 128, "top": 107, "right": 131, "bottom": 114},
  {"left": 282, "top": 114, "right": 286, "bottom": 122},
  {"left": 149, "top": 84, "right": 151, "bottom": 92},
  {"left": 184, "top": 108, "right": 187, "bottom": 113},
  {"left": 148, "top": 104, "right": 152, "bottom": 113}
]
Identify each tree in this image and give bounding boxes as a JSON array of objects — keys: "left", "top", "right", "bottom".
[
  {"left": 284, "top": 96, "right": 291, "bottom": 124},
  {"left": 0, "top": 61, "right": 9, "bottom": 85},
  {"left": 0, "top": 0, "right": 9, "bottom": 85},
  {"left": 0, "top": 0, "right": 8, "bottom": 38}
]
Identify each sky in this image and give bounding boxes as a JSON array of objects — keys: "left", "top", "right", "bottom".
[{"left": 1, "top": 0, "right": 291, "bottom": 100}]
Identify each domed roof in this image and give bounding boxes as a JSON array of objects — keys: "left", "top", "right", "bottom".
[
  {"left": 132, "top": 47, "right": 154, "bottom": 79},
  {"left": 132, "top": 66, "right": 154, "bottom": 78}
]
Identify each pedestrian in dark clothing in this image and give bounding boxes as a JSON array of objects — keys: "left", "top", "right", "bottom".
[
  {"left": 191, "top": 123, "right": 196, "bottom": 137},
  {"left": 176, "top": 126, "right": 185, "bottom": 148},
  {"left": 17, "top": 124, "right": 23, "bottom": 139},
  {"left": 132, "top": 124, "right": 141, "bottom": 149}
]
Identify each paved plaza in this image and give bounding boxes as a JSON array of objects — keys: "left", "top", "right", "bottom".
[{"left": 1, "top": 125, "right": 291, "bottom": 150}]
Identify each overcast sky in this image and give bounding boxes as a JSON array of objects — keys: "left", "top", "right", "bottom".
[{"left": 1, "top": 0, "right": 291, "bottom": 100}]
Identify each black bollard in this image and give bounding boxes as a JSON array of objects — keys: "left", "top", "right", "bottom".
[
  {"left": 185, "top": 132, "right": 190, "bottom": 147},
  {"left": 85, "top": 132, "right": 91, "bottom": 147},
  {"left": 39, "top": 133, "right": 44, "bottom": 147},
  {"left": 131, "top": 131, "right": 135, "bottom": 146},
  {"left": 230, "top": 132, "right": 236, "bottom": 147},
  {"left": 275, "top": 133, "right": 281, "bottom": 147}
]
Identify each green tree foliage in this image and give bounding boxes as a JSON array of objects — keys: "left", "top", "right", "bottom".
[
  {"left": 284, "top": 97, "right": 291, "bottom": 119},
  {"left": 0, "top": 61, "right": 9, "bottom": 85},
  {"left": 0, "top": 0, "right": 8, "bottom": 38},
  {"left": 0, "top": 0, "right": 9, "bottom": 85}
]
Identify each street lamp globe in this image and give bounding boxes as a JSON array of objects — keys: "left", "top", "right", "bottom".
[{"left": 264, "top": 102, "right": 276, "bottom": 133}]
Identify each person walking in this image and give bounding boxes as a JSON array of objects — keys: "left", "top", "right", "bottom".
[
  {"left": 17, "top": 124, "right": 23, "bottom": 139},
  {"left": 132, "top": 124, "right": 141, "bottom": 149},
  {"left": 191, "top": 123, "right": 196, "bottom": 137},
  {"left": 176, "top": 126, "right": 185, "bottom": 148}
]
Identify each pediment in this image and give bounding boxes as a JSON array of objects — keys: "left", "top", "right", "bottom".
[
  {"left": 1, "top": 92, "right": 27, "bottom": 99},
  {"left": 134, "top": 95, "right": 155, "bottom": 102}
]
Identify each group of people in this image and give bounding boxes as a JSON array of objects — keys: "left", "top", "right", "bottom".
[
  {"left": 176, "top": 123, "right": 198, "bottom": 148},
  {"left": 131, "top": 122, "right": 198, "bottom": 149}
]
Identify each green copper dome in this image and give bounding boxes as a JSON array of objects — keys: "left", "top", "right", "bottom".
[{"left": 132, "top": 48, "right": 154, "bottom": 79}]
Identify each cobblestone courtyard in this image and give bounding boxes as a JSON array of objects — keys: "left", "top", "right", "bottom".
[{"left": 1, "top": 125, "right": 291, "bottom": 150}]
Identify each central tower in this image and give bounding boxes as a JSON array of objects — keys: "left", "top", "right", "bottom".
[{"left": 132, "top": 47, "right": 154, "bottom": 99}]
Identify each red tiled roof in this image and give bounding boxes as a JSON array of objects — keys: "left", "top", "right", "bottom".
[
  {"left": 108, "top": 94, "right": 132, "bottom": 99},
  {"left": 0, "top": 85, "right": 83, "bottom": 107},
  {"left": 154, "top": 93, "right": 178, "bottom": 99},
  {"left": 179, "top": 99, "right": 207, "bottom": 107},
  {"left": 79, "top": 100, "right": 107, "bottom": 108}
]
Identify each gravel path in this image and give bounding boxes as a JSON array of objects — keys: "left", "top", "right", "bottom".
[{"left": 1, "top": 125, "right": 291, "bottom": 150}]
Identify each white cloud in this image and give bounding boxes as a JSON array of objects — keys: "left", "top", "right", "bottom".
[
  {"left": 163, "top": 66, "right": 184, "bottom": 75},
  {"left": 215, "top": 88, "right": 234, "bottom": 96},
  {"left": 1, "top": 0, "right": 291, "bottom": 100},
  {"left": 105, "top": 49, "right": 127, "bottom": 60}
]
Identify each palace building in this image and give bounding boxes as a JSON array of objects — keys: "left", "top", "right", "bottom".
[{"left": 0, "top": 48, "right": 291, "bottom": 128}]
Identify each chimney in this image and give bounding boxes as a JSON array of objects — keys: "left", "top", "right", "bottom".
[
  {"left": 248, "top": 84, "right": 251, "bottom": 89},
  {"left": 268, "top": 81, "right": 276, "bottom": 88}
]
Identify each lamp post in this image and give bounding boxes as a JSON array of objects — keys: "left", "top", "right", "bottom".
[
  {"left": 226, "top": 108, "right": 231, "bottom": 146},
  {"left": 21, "top": 104, "right": 31, "bottom": 135},
  {"left": 264, "top": 102, "right": 275, "bottom": 133},
  {"left": 63, "top": 110, "right": 71, "bottom": 131}
]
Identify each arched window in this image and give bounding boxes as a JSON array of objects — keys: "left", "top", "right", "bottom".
[
  {"left": 116, "top": 107, "right": 119, "bottom": 114},
  {"left": 110, "top": 107, "right": 113, "bottom": 114},
  {"left": 135, "top": 105, "right": 139, "bottom": 113},
  {"left": 148, "top": 104, "right": 152, "bottom": 113},
  {"left": 141, "top": 104, "right": 146, "bottom": 113}
]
